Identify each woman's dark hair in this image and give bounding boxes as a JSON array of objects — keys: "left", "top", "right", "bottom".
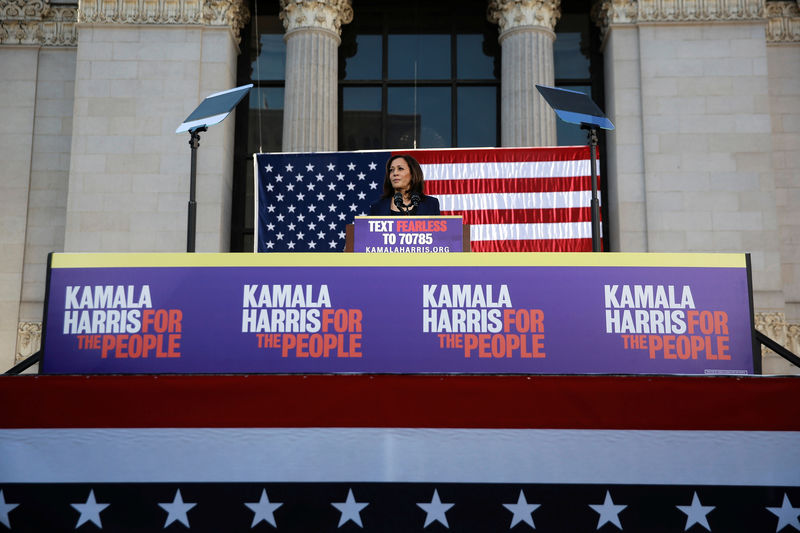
[{"left": 381, "top": 154, "right": 426, "bottom": 199}]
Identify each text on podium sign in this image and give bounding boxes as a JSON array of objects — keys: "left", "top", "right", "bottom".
[{"left": 353, "top": 216, "right": 463, "bottom": 253}]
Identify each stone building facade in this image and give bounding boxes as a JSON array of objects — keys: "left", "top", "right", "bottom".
[{"left": 1, "top": 0, "right": 798, "bottom": 373}]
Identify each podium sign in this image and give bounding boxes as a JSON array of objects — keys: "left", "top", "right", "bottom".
[
  {"left": 40, "top": 252, "right": 757, "bottom": 376},
  {"left": 353, "top": 216, "right": 463, "bottom": 253}
]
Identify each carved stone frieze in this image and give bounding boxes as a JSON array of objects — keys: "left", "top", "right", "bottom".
[
  {"left": 637, "top": 0, "right": 765, "bottom": 21},
  {"left": 487, "top": 0, "right": 562, "bottom": 37},
  {"left": 77, "top": 0, "right": 249, "bottom": 41},
  {"left": 593, "top": 0, "right": 768, "bottom": 39},
  {"left": 16, "top": 322, "right": 42, "bottom": 363},
  {"left": 0, "top": 0, "right": 77, "bottom": 46},
  {"left": 766, "top": 0, "right": 800, "bottom": 42},
  {"left": 754, "top": 312, "right": 800, "bottom": 370},
  {"left": 279, "top": 0, "right": 353, "bottom": 39}
]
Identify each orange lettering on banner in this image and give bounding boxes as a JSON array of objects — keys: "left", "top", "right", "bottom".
[
  {"left": 99, "top": 333, "right": 181, "bottom": 359},
  {"left": 281, "top": 333, "right": 362, "bottom": 358},
  {"left": 78, "top": 334, "right": 102, "bottom": 350},
  {"left": 142, "top": 309, "right": 182, "bottom": 333},
  {"left": 502, "top": 309, "right": 544, "bottom": 333},
  {"left": 395, "top": 219, "right": 446, "bottom": 232},
  {"left": 621, "top": 334, "right": 648, "bottom": 349},
  {"left": 647, "top": 334, "right": 730, "bottom": 360},
  {"left": 463, "top": 334, "right": 545, "bottom": 359},
  {"left": 257, "top": 333, "right": 282, "bottom": 348},
  {"left": 438, "top": 334, "right": 464, "bottom": 348},
  {"left": 321, "top": 309, "right": 363, "bottom": 332},
  {"left": 686, "top": 310, "right": 729, "bottom": 335}
]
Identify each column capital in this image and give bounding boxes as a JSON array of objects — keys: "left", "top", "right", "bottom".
[
  {"left": 591, "top": 0, "right": 638, "bottom": 42},
  {"left": 487, "top": 0, "right": 561, "bottom": 39},
  {"left": 279, "top": 0, "right": 353, "bottom": 40},
  {"left": 766, "top": 0, "right": 800, "bottom": 43},
  {"left": 0, "top": 0, "right": 77, "bottom": 46}
]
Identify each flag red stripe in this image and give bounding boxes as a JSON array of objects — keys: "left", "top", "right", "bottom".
[
  {"left": 397, "top": 146, "right": 593, "bottom": 164},
  {"left": 1, "top": 375, "right": 797, "bottom": 430},
  {"left": 470, "top": 238, "right": 595, "bottom": 252},
  {"left": 425, "top": 176, "right": 599, "bottom": 195},
  {"left": 442, "top": 208, "right": 595, "bottom": 225}
]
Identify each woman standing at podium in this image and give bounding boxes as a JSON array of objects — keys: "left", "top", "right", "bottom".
[{"left": 368, "top": 154, "right": 441, "bottom": 215}]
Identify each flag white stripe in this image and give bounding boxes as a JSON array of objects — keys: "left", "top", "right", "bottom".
[
  {"left": 438, "top": 191, "right": 594, "bottom": 211},
  {"left": 421, "top": 161, "right": 599, "bottom": 180},
  {"left": 1, "top": 428, "right": 797, "bottom": 486},
  {"left": 470, "top": 222, "right": 593, "bottom": 241}
]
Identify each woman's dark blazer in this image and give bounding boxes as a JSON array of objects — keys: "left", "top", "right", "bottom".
[{"left": 368, "top": 195, "right": 441, "bottom": 216}]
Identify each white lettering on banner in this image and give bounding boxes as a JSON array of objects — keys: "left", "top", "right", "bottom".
[
  {"left": 243, "top": 284, "right": 331, "bottom": 308},
  {"left": 604, "top": 285, "right": 695, "bottom": 309},
  {"left": 65, "top": 285, "right": 152, "bottom": 309},
  {"left": 242, "top": 309, "right": 323, "bottom": 333},
  {"left": 423, "top": 285, "right": 512, "bottom": 308},
  {"left": 63, "top": 309, "right": 143, "bottom": 335},
  {"left": 603, "top": 284, "right": 695, "bottom": 335},
  {"left": 422, "top": 309, "right": 504, "bottom": 333},
  {"left": 605, "top": 309, "right": 687, "bottom": 334}
]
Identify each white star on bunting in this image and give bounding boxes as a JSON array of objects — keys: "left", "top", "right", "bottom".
[
  {"left": 418, "top": 489, "right": 454, "bottom": 528},
  {"left": 245, "top": 489, "right": 282, "bottom": 528},
  {"left": 71, "top": 489, "right": 109, "bottom": 529},
  {"left": 159, "top": 489, "right": 196, "bottom": 528},
  {"left": 332, "top": 488, "right": 369, "bottom": 528},
  {"left": 766, "top": 494, "right": 800, "bottom": 532},
  {"left": 677, "top": 492, "right": 714, "bottom": 531},
  {"left": 503, "top": 490, "right": 540, "bottom": 529},
  {"left": 590, "top": 490, "right": 626, "bottom": 530},
  {"left": 0, "top": 490, "right": 19, "bottom": 529}
]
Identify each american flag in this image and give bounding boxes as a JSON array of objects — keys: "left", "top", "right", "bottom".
[
  {"left": 254, "top": 147, "right": 600, "bottom": 253},
  {"left": 2, "top": 375, "right": 798, "bottom": 532}
]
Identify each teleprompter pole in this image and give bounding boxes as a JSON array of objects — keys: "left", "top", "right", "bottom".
[
  {"left": 187, "top": 126, "right": 207, "bottom": 253},
  {"left": 583, "top": 125, "right": 601, "bottom": 252}
]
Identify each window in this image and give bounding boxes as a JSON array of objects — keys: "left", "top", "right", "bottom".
[
  {"left": 338, "top": 0, "right": 500, "bottom": 151},
  {"left": 232, "top": 3, "right": 285, "bottom": 251},
  {"left": 553, "top": 8, "right": 601, "bottom": 146}
]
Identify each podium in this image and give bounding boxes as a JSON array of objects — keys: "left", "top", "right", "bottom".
[{"left": 344, "top": 216, "right": 470, "bottom": 253}]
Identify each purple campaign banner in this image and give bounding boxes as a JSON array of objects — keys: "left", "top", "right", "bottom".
[
  {"left": 40, "top": 253, "right": 757, "bottom": 375},
  {"left": 353, "top": 216, "right": 463, "bottom": 253}
]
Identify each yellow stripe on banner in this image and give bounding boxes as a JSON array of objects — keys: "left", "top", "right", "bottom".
[{"left": 49, "top": 252, "right": 748, "bottom": 269}]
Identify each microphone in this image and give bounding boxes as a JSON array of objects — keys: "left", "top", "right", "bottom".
[
  {"left": 410, "top": 194, "right": 420, "bottom": 207},
  {"left": 393, "top": 193, "right": 404, "bottom": 210}
]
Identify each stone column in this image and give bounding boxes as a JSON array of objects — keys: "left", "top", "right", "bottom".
[
  {"left": 280, "top": 0, "right": 352, "bottom": 152},
  {"left": 488, "top": 0, "right": 561, "bottom": 147}
]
